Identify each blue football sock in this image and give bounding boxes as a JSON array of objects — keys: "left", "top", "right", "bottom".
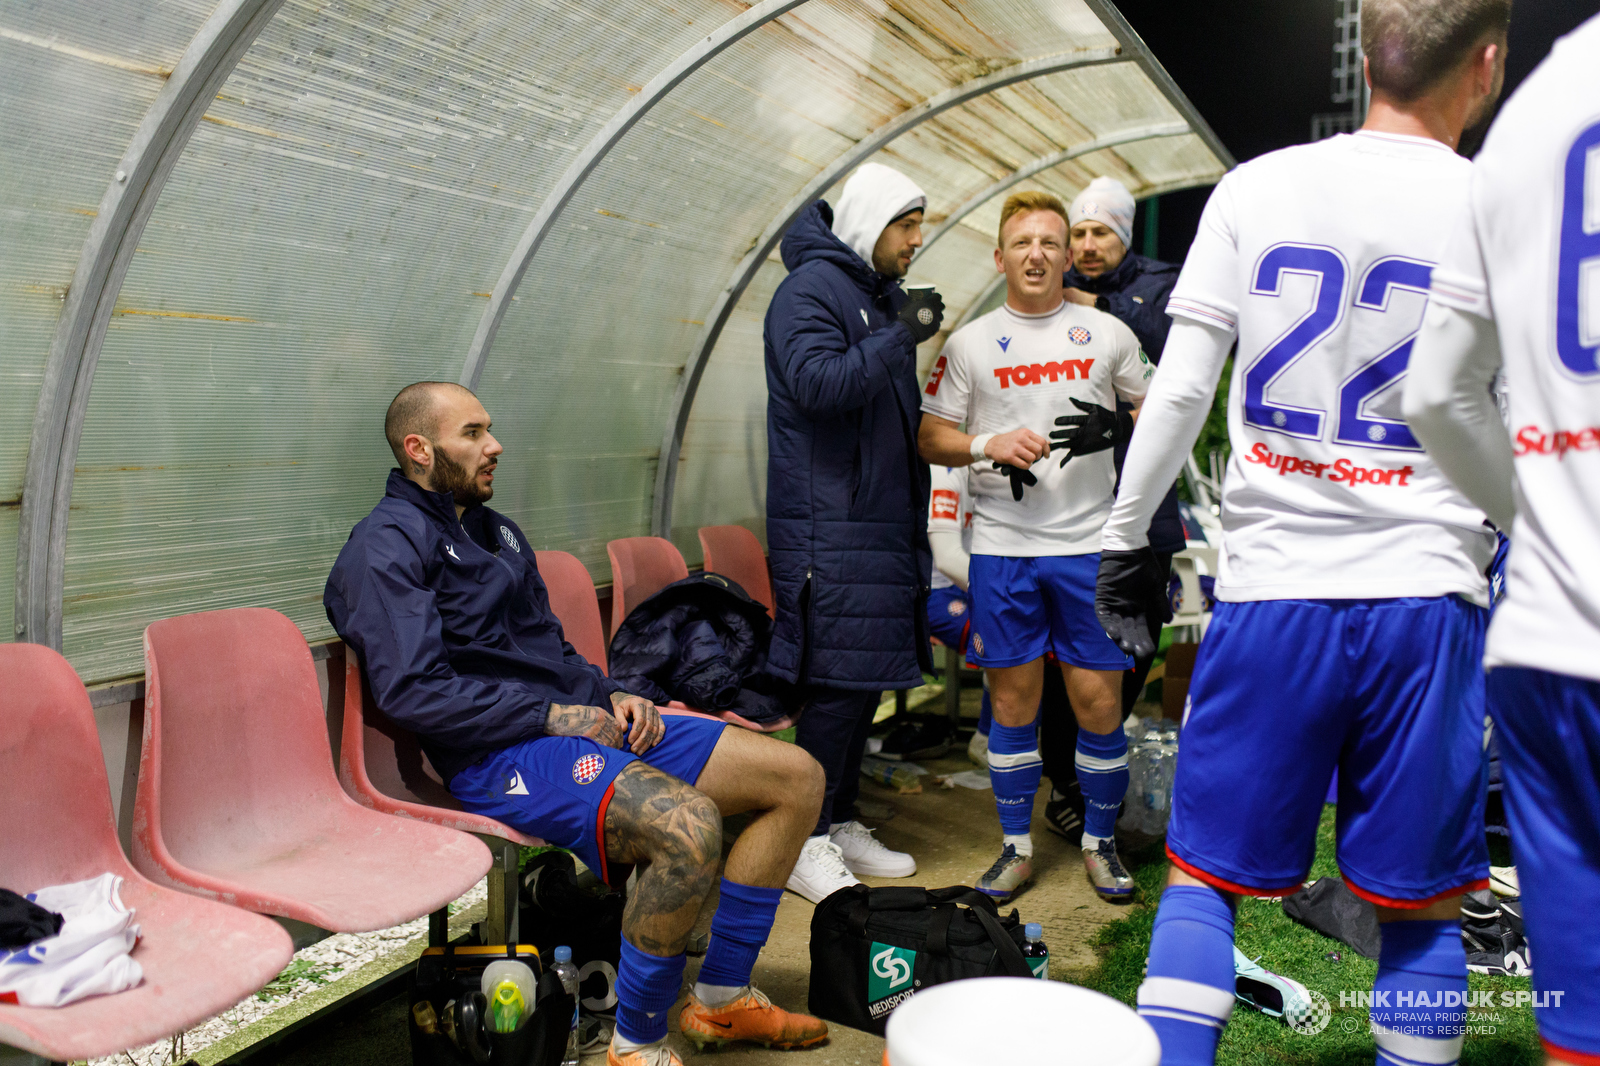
[
  {"left": 1371, "top": 919, "right": 1467, "bottom": 1066},
  {"left": 987, "top": 719, "right": 1041, "bottom": 837},
  {"left": 695, "top": 879, "right": 782, "bottom": 991},
  {"left": 978, "top": 690, "right": 992, "bottom": 737},
  {"left": 1137, "top": 885, "right": 1236, "bottom": 1065},
  {"left": 1076, "top": 725, "right": 1129, "bottom": 840},
  {"left": 616, "top": 938, "right": 687, "bottom": 1046}
]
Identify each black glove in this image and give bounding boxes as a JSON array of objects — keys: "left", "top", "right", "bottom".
[
  {"left": 897, "top": 287, "right": 945, "bottom": 344},
  {"left": 1095, "top": 548, "right": 1174, "bottom": 660},
  {"left": 993, "top": 461, "right": 1037, "bottom": 501},
  {"left": 1049, "top": 398, "right": 1133, "bottom": 467}
]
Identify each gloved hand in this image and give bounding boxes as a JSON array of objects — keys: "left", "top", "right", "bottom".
[
  {"left": 993, "top": 461, "right": 1038, "bottom": 501},
  {"left": 1049, "top": 398, "right": 1132, "bottom": 467},
  {"left": 1095, "top": 548, "right": 1173, "bottom": 660},
  {"left": 897, "top": 287, "right": 945, "bottom": 344}
]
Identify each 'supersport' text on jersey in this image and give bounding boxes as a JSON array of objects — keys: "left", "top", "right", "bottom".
[
  {"left": 1169, "top": 130, "right": 1494, "bottom": 603},
  {"left": 921, "top": 302, "right": 1152, "bottom": 556},
  {"left": 1429, "top": 18, "right": 1600, "bottom": 680}
]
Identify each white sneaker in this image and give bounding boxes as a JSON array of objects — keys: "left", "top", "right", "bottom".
[
  {"left": 830, "top": 821, "right": 916, "bottom": 877},
  {"left": 785, "top": 835, "right": 861, "bottom": 903},
  {"left": 967, "top": 730, "right": 989, "bottom": 767}
]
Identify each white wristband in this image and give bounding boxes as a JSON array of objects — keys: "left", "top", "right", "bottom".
[{"left": 969, "top": 433, "right": 995, "bottom": 462}]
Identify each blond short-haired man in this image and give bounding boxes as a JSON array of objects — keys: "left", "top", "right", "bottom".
[{"left": 919, "top": 190, "right": 1154, "bottom": 904}]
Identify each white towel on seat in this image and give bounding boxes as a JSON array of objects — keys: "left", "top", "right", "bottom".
[{"left": 0, "top": 873, "right": 144, "bottom": 1007}]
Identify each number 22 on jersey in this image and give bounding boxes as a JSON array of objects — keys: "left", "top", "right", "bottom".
[{"left": 1241, "top": 242, "right": 1434, "bottom": 451}]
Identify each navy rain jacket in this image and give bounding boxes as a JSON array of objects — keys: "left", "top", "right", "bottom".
[
  {"left": 764, "top": 201, "right": 933, "bottom": 690},
  {"left": 1065, "top": 252, "right": 1187, "bottom": 554},
  {"left": 1064, "top": 252, "right": 1181, "bottom": 359},
  {"left": 324, "top": 471, "right": 623, "bottom": 785}
]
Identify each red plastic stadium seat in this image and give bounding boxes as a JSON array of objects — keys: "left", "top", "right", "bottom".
[
  {"left": 0, "top": 644, "right": 293, "bottom": 1062},
  {"left": 537, "top": 549, "right": 612, "bottom": 671},
  {"left": 698, "top": 525, "right": 775, "bottom": 618},
  {"left": 338, "top": 655, "right": 541, "bottom": 848},
  {"left": 135, "top": 608, "right": 492, "bottom": 932},
  {"left": 606, "top": 536, "right": 689, "bottom": 637}
]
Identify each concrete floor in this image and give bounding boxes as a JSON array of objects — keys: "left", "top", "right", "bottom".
[
  {"left": 658, "top": 744, "right": 1131, "bottom": 1066},
  {"left": 271, "top": 711, "right": 1132, "bottom": 1065}
]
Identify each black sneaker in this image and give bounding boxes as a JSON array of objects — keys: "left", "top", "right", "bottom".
[
  {"left": 1459, "top": 888, "right": 1500, "bottom": 924},
  {"left": 1461, "top": 892, "right": 1532, "bottom": 976},
  {"left": 1465, "top": 927, "right": 1532, "bottom": 976},
  {"left": 878, "top": 718, "right": 951, "bottom": 761},
  {"left": 1043, "top": 793, "right": 1086, "bottom": 842}
]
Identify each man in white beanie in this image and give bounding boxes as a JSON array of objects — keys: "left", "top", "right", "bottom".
[
  {"left": 764, "top": 162, "right": 946, "bottom": 902},
  {"left": 1059, "top": 176, "right": 1188, "bottom": 774},
  {"left": 1064, "top": 177, "right": 1179, "bottom": 359}
]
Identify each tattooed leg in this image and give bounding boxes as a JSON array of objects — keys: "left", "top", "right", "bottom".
[
  {"left": 692, "top": 727, "right": 826, "bottom": 888},
  {"left": 603, "top": 760, "right": 722, "bottom": 956}
]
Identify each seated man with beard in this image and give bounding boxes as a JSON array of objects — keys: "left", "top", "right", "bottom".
[{"left": 325, "top": 382, "right": 828, "bottom": 1066}]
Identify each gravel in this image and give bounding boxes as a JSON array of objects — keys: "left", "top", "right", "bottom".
[{"left": 88, "top": 878, "right": 487, "bottom": 1066}]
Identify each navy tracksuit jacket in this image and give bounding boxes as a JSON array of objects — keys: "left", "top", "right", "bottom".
[{"left": 324, "top": 471, "right": 622, "bottom": 784}]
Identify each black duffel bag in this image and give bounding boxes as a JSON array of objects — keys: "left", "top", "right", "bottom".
[{"left": 808, "top": 884, "right": 1034, "bottom": 1035}]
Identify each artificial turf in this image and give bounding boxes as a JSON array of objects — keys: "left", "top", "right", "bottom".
[{"left": 1077, "top": 807, "right": 1544, "bottom": 1065}]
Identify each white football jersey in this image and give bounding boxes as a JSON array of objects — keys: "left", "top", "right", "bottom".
[
  {"left": 921, "top": 301, "right": 1152, "bottom": 556},
  {"left": 928, "top": 464, "right": 973, "bottom": 590},
  {"left": 1169, "top": 130, "right": 1495, "bottom": 604},
  {"left": 1429, "top": 15, "right": 1600, "bottom": 680}
]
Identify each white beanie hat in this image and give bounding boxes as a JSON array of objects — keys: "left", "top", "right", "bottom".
[
  {"left": 1068, "top": 176, "right": 1135, "bottom": 252},
  {"left": 831, "top": 163, "right": 927, "bottom": 270}
]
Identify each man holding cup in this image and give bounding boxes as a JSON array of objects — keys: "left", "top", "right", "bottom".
[{"left": 764, "top": 162, "right": 946, "bottom": 902}]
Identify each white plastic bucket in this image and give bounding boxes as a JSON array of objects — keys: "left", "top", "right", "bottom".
[{"left": 884, "top": 977, "right": 1160, "bottom": 1066}]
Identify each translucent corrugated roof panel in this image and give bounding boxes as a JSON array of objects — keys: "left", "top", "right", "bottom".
[
  {"left": 673, "top": 34, "right": 1228, "bottom": 559},
  {"left": 0, "top": 1, "right": 214, "bottom": 657},
  {"left": 7, "top": 0, "right": 1228, "bottom": 680}
]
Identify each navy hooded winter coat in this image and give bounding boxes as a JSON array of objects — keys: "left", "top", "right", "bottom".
[
  {"left": 324, "top": 471, "right": 623, "bottom": 785},
  {"left": 764, "top": 201, "right": 933, "bottom": 690},
  {"left": 1064, "top": 252, "right": 1181, "bottom": 360}
]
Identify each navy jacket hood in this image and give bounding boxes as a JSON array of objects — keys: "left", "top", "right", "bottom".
[
  {"left": 324, "top": 470, "right": 622, "bottom": 784},
  {"left": 781, "top": 201, "right": 898, "bottom": 298}
]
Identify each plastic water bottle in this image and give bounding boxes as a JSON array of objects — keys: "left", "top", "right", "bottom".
[
  {"left": 860, "top": 756, "right": 920, "bottom": 791},
  {"left": 1022, "top": 923, "right": 1049, "bottom": 979},
  {"left": 552, "top": 946, "right": 581, "bottom": 1066}
]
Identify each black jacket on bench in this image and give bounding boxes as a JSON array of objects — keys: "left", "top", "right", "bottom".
[
  {"left": 608, "top": 573, "right": 790, "bottom": 723},
  {"left": 324, "top": 470, "right": 623, "bottom": 785}
]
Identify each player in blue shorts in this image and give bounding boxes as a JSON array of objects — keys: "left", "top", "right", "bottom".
[
  {"left": 928, "top": 464, "right": 1090, "bottom": 835},
  {"left": 1407, "top": 14, "right": 1600, "bottom": 1063},
  {"left": 1095, "top": 4, "right": 1509, "bottom": 1063},
  {"left": 920, "top": 190, "right": 1153, "bottom": 903},
  {"left": 326, "top": 382, "right": 828, "bottom": 1066},
  {"left": 926, "top": 463, "right": 992, "bottom": 763}
]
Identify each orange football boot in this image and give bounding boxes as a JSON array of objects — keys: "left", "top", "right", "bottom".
[{"left": 679, "top": 986, "right": 829, "bottom": 1050}]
